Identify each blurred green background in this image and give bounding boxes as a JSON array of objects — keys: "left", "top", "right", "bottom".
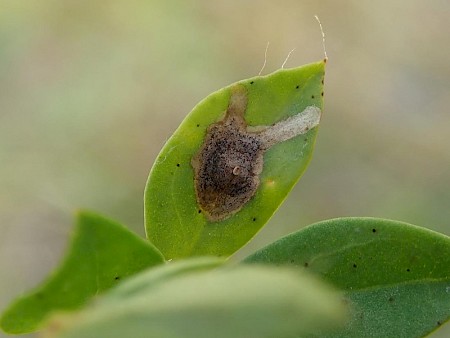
[{"left": 0, "top": 1, "right": 449, "bottom": 337}]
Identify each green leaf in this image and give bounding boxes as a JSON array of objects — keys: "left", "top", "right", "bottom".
[
  {"left": 145, "top": 60, "right": 326, "bottom": 259},
  {"left": 100, "top": 257, "right": 225, "bottom": 303},
  {"left": 0, "top": 211, "right": 165, "bottom": 334},
  {"left": 43, "top": 262, "right": 345, "bottom": 338},
  {"left": 243, "top": 217, "right": 450, "bottom": 338}
]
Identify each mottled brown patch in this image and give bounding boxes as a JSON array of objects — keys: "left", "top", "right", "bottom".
[
  {"left": 192, "top": 84, "right": 321, "bottom": 221},
  {"left": 191, "top": 86, "right": 263, "bottom": 221}
]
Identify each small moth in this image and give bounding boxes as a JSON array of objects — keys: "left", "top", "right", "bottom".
[{"left": 192, "top": 84, "right": 322, "bottom": 222}]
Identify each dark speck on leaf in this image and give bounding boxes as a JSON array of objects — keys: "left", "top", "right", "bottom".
[
  {"left": 198, "top": 210, "right": 202, "bottom": 214},
  {"left": 321, "top": 92, "right": 324, "bottom": 96},
  {"left": 372, "top": 228, "right": 377, "bottom": 233},
  {"left": 252, "top": 217, "right": 256, "bottom": 222},
  {"left": 304, "top": 262, "right": 309, "bottom": 267},
  {"left": 437, "top": 321, "right": 442, "bottom": 326},
  {"left": 388, "top": 296, "right": 395, "bottom": 302},
  {"left": 176, "top": 163, "right": 180, "bottom": 167},
  {"left": 311, "top": 95, "right": 315, "bottom": 99},
  {"left": 290, "top": 259, "right": 295, "bottom": 263},
  {"left": 406, "top": 268, "right": 410, "bottom": 272},
  {"left": 114, "top": 276, "right": 120, "bottom": 280},
  {"left": 250, "top": 81, "right": 254, "bottom": 84},
  {"left": 353, "top": 264, "right": 357, "bottom": 268},
  {"left": 296, "top": 85, "right": 300, "bottom": 89},
  {"left": 196, "top": 124, "right": 200, "bottom": 127}
]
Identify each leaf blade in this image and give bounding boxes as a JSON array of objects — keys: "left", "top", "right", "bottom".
[
  {"left": 0, "top": 211, "right": 165, "bottom": 334},
  {"left": 43, "top": 262, "right": 345, "bottom": 338},
  {"left": 145, "top": 61, "right": 325, "bottom": 259},
  {"left": 243, "top": 217, "right": 450, "bottom": 337}
]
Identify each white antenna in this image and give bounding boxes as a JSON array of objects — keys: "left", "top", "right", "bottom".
[
  {"left": 281, "top": 48, "right": 296, "bottom": 69},
  {"left": 314, "top": 15, "right": 328, "bottom": 61},
  {"left": 258, "top": 41, "right": 270, "bottom": 76}
]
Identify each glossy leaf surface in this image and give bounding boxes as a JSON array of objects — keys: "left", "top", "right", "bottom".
[
  {"left": 44, "top": 262, "right": 345, "bottom": 338},
  {"left": 145, "top": 61, "right": 325, "bottom": 259},
  {"left": 0, "top": 211, "right": 164, "bottom": 334},
  {"left": 243, "top": 218, "right": 450, "bottom": 338}
]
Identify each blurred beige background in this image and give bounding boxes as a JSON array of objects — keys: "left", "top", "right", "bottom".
[{"left": 0, "top": 1, "right": 449, "bottom": 337}]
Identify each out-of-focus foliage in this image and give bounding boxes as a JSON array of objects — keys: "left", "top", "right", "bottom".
[
  {"left": 43, "top": 263, "right": 345, "bottom": 338},
  {"left": 1, "top": 1, "right": 449, "bottom": 337},
  {"left": 0, "top": 211, "right": 164, "bottom": 334}
]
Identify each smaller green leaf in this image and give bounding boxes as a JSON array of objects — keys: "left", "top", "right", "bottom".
[
  {"left": 0, "top": 211, "right": 165, "bottom": 334},
  {"left": 243, "top": 218, "right": 450, "bottom": 338},
  {"left": 44, "top": 262, "right": 346, "bottom": 338}
]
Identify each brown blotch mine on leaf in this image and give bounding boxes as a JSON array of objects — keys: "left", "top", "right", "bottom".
[{"left": 191, "top": 84, "right": 322, "bottom": 221}]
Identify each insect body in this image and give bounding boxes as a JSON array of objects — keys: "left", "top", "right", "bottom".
[{"left": 192, "top": 85, "right": 321, "bottom": 222}]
